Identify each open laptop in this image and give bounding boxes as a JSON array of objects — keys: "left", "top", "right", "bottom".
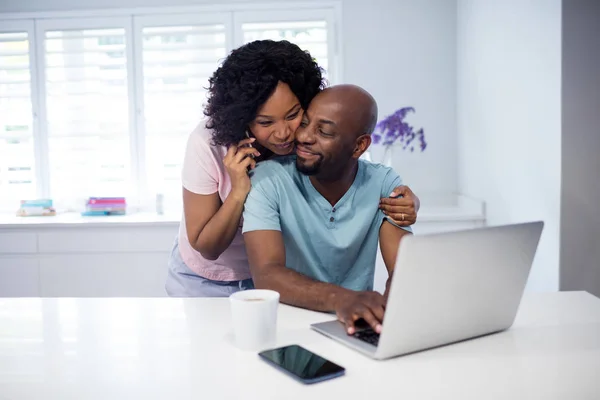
[{"left": 311, "top": 221, "right": 544, "bottom": 360}]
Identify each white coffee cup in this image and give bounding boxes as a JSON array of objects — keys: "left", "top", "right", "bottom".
[{"left": 229, "top": 289, "right": 280, "bottom": 351}]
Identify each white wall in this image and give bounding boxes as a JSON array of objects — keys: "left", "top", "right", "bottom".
[
  {"left": 560, "top": 0, "right": 600, "bottom": 297},
  {"left": 0, "top": 0, "right": 459, "bottom": 206},
  {"left": 341, "top": 0, "right": 457, "bottom": 206},
  {"left": 457, "top": 0, "right": 562, "bottom": 291}
]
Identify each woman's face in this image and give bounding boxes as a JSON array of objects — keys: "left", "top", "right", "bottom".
[{"left": 248, "top": 81, "right": 303, "bottom": 156}]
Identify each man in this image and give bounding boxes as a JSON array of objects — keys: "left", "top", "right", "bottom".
[{"left": 242, "top": 84, "right": 412, "bottom": 335}]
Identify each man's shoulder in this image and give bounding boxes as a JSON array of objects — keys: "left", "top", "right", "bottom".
[
  {"left": 249, "top": 155, "right": 298, "bottom": 186},
  {"left": 356, "top": 159, "right": 403, "bottom": 200},
  {"left": 359, "top": 159, "right": 399, "bottom": 180}
]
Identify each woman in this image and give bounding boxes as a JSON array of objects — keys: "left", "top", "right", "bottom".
[{"left": 165, "top": 40, "right": 420, "bottom": 297}]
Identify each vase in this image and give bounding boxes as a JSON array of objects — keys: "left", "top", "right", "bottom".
[{"left": 382, "top": 145, "right": 393, "bottom": 167}]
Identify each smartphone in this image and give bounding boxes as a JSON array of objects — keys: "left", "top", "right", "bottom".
[
  {"left": 245, "top": 130, "right": 254, "bottom": 148},
  {"left": 258, "top": 345, "right": 345, "bottom": 384}
]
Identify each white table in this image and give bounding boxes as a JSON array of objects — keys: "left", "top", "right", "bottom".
[{"left": 1, "top": 292, "right": 599, "bottom": 399}]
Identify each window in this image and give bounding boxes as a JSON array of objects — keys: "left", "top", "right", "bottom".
[
  {"left": 0, "top": 4, "right": 340, "bottom": 213},
  {"left": 234, "top": 9, "right": 338, "bottom": 82},
  {"left": 243, "top": 21, "right": 329, "bottom": 77},
  {"left": 37, "top": 18, "right": 133, "bottom": 207},
  {"left": 0, "top": 24, "right": 36, "bottom": 210},
  {"left": 134, "top": 14, "right": 231, "bottom": 206}
]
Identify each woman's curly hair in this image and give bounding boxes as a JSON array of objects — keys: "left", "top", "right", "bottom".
[{"left": 204, "top": 40, "right": 326, "bottom": 147}]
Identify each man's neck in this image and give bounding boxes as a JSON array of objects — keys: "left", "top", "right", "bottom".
[{"left": 309, "top": 163, "right": 359, "bottom": 206}]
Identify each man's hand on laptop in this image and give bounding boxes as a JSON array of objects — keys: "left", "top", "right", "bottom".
[{"left": 334, "top": 291, "right": 386, "bottom": 335}]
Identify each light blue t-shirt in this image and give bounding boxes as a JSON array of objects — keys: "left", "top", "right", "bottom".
[{"left": 242, "top": 156, "right": 411, "bottom": 291}]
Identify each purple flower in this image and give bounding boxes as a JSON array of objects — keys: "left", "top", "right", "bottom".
[{"left": 372, "top": 107, "right": 427, "bottom": 152}]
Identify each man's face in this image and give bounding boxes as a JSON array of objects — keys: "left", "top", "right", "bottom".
[{"left": 294, "top": 94, "right": 358, "bottom": 177}]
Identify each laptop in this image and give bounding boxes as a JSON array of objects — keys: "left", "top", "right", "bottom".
[{"left": 311, "top": 221, "right": 544, "bottom": 360}]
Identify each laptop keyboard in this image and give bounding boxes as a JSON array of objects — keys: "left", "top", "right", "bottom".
[{"left": 353, "top": 329, "right": 380, "bottom": 346}]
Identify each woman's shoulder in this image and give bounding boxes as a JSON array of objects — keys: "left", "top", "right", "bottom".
[
  {"left": 187, "top": 121, "right": 215, "bottom": 147},
  {"left": 186, "top": 121, "right": 226, "bottom": 157}
]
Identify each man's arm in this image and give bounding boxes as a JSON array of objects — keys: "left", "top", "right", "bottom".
[
  {"left": 379, "top": 219, "right": 412, "bottom": 300},
  {"left": 244, "top": 230, "right": 352, "bottom": 312},
  {"left": 245, "top": 230, "right": 388, "bottom": 333}
]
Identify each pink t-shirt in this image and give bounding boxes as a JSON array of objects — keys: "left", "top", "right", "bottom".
[{"left": 178, "top": 122, "right": 251, "bottom": 281}]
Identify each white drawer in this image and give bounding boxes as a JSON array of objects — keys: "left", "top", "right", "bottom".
[
  {"left": 0, "top": 232, "right": 38, "bottom": 254},
  {"left": 37, "top": 226, "right": 177, "bottom": 253}
]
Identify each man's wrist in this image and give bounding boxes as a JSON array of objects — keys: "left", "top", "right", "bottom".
[{"left": 328, "top": 287, "right": 354, "bottom": 311}]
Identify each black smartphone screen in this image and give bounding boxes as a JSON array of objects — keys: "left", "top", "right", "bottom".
[{"left": 259, "top": 345, "right": 345, "bottom": 383}]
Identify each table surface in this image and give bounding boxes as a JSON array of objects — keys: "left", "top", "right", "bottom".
[{"left": 1, "top": 291, "right": 599, "bottom": 399}]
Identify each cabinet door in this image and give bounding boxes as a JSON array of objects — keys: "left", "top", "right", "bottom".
[
  {"left": 0, "top": 258, "right": 40, "bottom": 297},
  {"left": 39, "top": 253, "right": 169, "bottom": 297}
]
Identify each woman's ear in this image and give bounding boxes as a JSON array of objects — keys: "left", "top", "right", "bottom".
[{"left": 353, "top": 134, "right": 372, "bottom": 159}]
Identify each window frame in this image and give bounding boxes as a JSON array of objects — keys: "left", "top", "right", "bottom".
[{"left": 0, "top": 19, "right": 40, "bottom": 206}]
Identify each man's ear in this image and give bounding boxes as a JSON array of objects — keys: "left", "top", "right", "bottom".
[{"left": 353, "top": 134, "right": 372, "bottom": 159}]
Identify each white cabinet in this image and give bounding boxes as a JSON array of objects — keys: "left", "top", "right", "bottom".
[
  {"left": 0, "top": 206, "right": 485, "bottom": 297},
  {"left": 0, "top": 215, "right": 178, "bottom": 297}
]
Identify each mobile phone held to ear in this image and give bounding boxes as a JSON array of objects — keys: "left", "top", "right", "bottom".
[
  {"left": 258, "top": 345, "right": 345, "bottom": 384},
  {"left": 245, "top": 130, "right": 254, "bottom": 147},
  {"left": 244, "top": 130, "right": 257, "bottom": 173}
]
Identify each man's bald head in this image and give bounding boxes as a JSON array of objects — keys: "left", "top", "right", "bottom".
[
  {"left": 294, "top": 84, "right": 378, "bottom": 179},
  {"left": 311, "top": 84, "right": 378, "bottom": 138}
]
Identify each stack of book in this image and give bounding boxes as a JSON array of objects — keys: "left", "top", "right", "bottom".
[
  {"left": 82, "top": 197, "right": 127, "bottom": 216},
  {"left": 16, "top": 199, "right": 56, "bottom": 217}
]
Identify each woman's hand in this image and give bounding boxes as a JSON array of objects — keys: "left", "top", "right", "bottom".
[
  {"left": 223, "top": 138, "right": 260, "bottom": 199},
  {"left": 379, "top": 185, "right": 420, "bottom": 227}
]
